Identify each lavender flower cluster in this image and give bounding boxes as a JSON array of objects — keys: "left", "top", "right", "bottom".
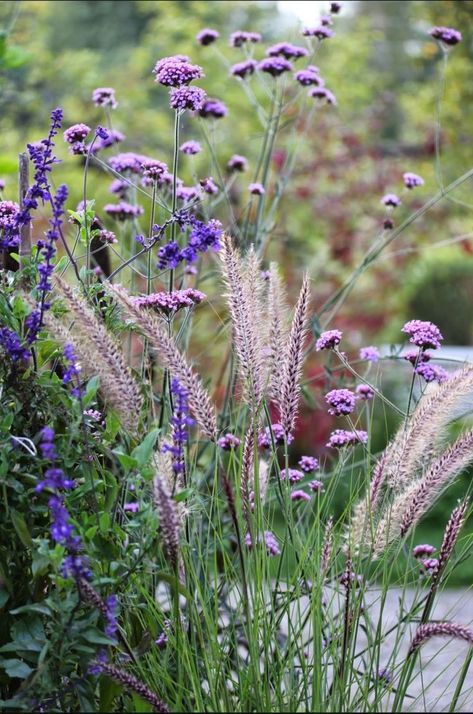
[
  {"left": 131, "top": 288, "right": 206, "bottom": 314},
  {"left": 163, "top": 378, "right": 194, "bottom": 477},
  {"left": 402, "top": 320, "right": 448, "bottom": 384}
]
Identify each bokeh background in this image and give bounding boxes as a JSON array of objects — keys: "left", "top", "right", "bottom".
[{"left": 2, "top": 0, "right": 473, "bottom": 580}]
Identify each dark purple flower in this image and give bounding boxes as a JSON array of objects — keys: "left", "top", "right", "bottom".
[
  {"left": 309, "top": 480, "right": 324, "bottom": 492},
  {"left": 291, "top": 490, "right": 311, "bottom": 502},
  {"left": 142, "top": 160, "right": 168, "bottom": 180},
  {"left": 198, "top": 98, "right": 227, "bottom": 118},
  {"left": 308, "top": 86, "right": 337, "bottom": 105},
  {"left": 403, "top": 172, "right": 424, "bottom": 189},
  {"left": 402, "top": 320, "right": 443, "bottom": 350},
  {"left": 62, "top": 343, "right": 83, "bottom": 397},
  {"left": 249, "top": 182, "right": 265, "bottom": 196},
  {"left": 109, "top": 152, "right": 149, "bottom": 174},
  {"left": 330, "top": 2, "right": 342, "bottom": 12},
  {"left": 316, "top": 329, "right": 343, "bottom": 351},
  {"left": 230, "top": 59, "right": 258, "bottom": 79},
  {"left": 359, "top": 345, "right": 380, "bottom": 362},
  {"left": 92, "top": 87, "right": 118, "bottom": 109},
  {"left": 227, "top": 154, "right": 248, "bottom": 172},
  {"left": 325, "top": 388, "right": 356, "bottom": 416},
  {"left": 403, "top": 348, "right": 431, "bottom": 365},
  {"left": 218, "top": 433, "right": 241, "bottom": 450},
  {"left": 258, "top": 423, "right": 293, "bottom": 449},
  {"left": 421, "top": 557, "right": 439, "bottom": 575},
  {"left": 132, "top": 288, "right": 206, "bottom": 314},
  {"left": 280, "top": 468, "right": 304, "bottom": 483},
  {"left": 109, "top": 179, "right": 129, "bottom": 197},
  {"left": 170, "top": 86, "right": 207, "bottom": 112},
  {"left": 299, "top": 455, "right": 319, "bottom": 472},
  {"left": 0, "top": 327, "right": 30, "bottom": 362},
  {"left": 104, "top": 202, "right": 144, "bottom": 221},
  {"left": 104, "top": 594, "right": 119, "bottom": 641},
  {"left": 257, "top": 57, "right": 293, "bottom": 77},
  {"left": 413, "top": 544, "right": 436, "bottom": 559},
  {"left": 180, "top": 140, "right": 201, "bottom": 155},
  {"left": 63, "top": 123, "right": 91, "bottom": 155},
  {"left": 415, "top": 363, "right": 449, "bottom": 384},
  {"left": 294, "top": 66, "right": 324, "bottom": 86},
  {"left": 381, "top": 193, "right": 401, "bottom": 208},
  {"left": 199, "top": 177, "right": 219, "bottom": 195},
  {"left": 176, "top": 185, "right": 200, "bottom": 203},
  {"left": 153, "top": 57, "right": 204, "bottom": 87},
  {"left": 157, "top": 240, "right": 182, "bottom": 270},
  {"left": 320, "top": 15, "right": 333, "bottom": 27},
  {"left": 356, "top": 384, "right": 374, "bottom": 400},
  {"left": 267, "top": 42, "right": 309, "bottom": 60},
  {"left": 302, "top": 26, "right": 334, "bottom": 40},
  {"left": 377, "top": 668, "right": 393, "bottom": 685},
  {"left": 196, "top": 28, "right": 219, "bottom": 45},
  {"left": 0, "top": 179, "right": 5, "bottom": 191},
  {"left": 163, "top": 378, "right": 194, "bottom": 476},
  {"left": 97, "top": 228, "right": 118, "bottom": 245},
  {"left": 245, "top": 531, "right": 280, "bottom": 556},
  {"left": 429, "top": 26, "right": 462, "bottom": 47},
  {"left": 383, "top": 217, "right": 395, "bottom": 230},
  {"left": 230, "top": 31, "right": 262, "bottom": 48},
  {"left": 326, "top": 429, "right": 368, "bottom": 448}
]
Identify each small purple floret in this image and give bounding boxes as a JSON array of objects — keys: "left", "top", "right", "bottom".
[{"left": 316, "top": 330, "right": 343, "bottom": 351}]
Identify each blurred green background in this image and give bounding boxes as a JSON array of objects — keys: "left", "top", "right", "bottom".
[{"left": 2, "top": 0, "right": 473, "bottom": 582}]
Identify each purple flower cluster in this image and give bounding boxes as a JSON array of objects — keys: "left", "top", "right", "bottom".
[
  {"left": 198, "top": 98, "right": 227, "bottom": 118},
  {"left": 228, "top": 155, "right": 248, "bottom": 172},
  {"left": 245, "top": 531, "right": 280, "bottom": 556},
  {"left": 415, "top": 363, "right": 449, "bottom": 384},
  {"left": 163, "top": 378, "right": 194, "bottom": 477},
  {"left": 97, "top": 229, "right": 117, "bottom": 244},
  {"left": 403, "top": 172, "right": 424, "bottom": 189},
  {"left": 170, "top": 86, "right": 207, "bottom": 112},
  {"left": 356, "top": 384, "right": 374, "bottom": 400},
  {"left": 153, "top": 56, "right": 204, "bottom": 87},
  {"left": 180, "top": 140, "right": 201, "bottom": 155},
  {"left": 326, "top": 429, "right": 368, "bottom": 448},
  {"left": 230, "top": 31, "right": 262, "bottom": 48},
  {"left": 104, "top": 201, "right": 144, "bottom": 221},
  {"left": 132, "top": 288, "right": 206, "bottom": 314},
  {"left": 258, "top": 423, "right": 293, "bottom": 449},
  {"left": 402, "top": 320, "right": 443, "bottom": 350},
  {"left": 109, "top": 152, "right": 150, "bottom": 174},
  {"left": 157, "top": 217, "right": 222, "bottom": 270},
  {"left": 359, "top": 345, "right": 380, "bottom": 362},
  {"left": 294, "top": 66, "right": 323, "bottom": 86},
  {"left": 230, "top": 59, "right": 257, "bottom": 79},
  {"left": 62, "top": 343, "right": 83, "bottom": 397},
  {"left": 257, "top": 57, "right": 293, "bottom": 77},
  {"left": 63, "top": 123, "right": 91, "bottom": 155},
  {"left": 429, "top": 26, "right": 462, "bottom": 47},
  {"left": 420, "top": 558, "right": 439, "bottom": 576},
  {"left": 281, "top": 468, "right": 304, "bottom": 483},
  {"left": 0, "top": 327, "right": 31, "bottom": 362},
  {"left": 316, "top": 329, "right": 343, "bottom": 351},
  {"left": 413, "top": 544, "right": 436, "bottom": 559},
  {"left": 299, "top": 455, "right": 319, "bottom": 472},
  {"left": 218, "top": 433, "right": 241, "bottom": 450},
  {"left": 249, "top": 182, "right": 265, "bottom": 196},
  {"left": 89, "top": 128, "right": 125, "bottom": 154},
  {"left": 142, "top": 160, "right": 168, "bottom": 181},
  {"left": 302, "top": 26, "right": 334, "bottom": 40},
  {"left": 381, "top": 193, "right": 401, "bottom": 208},
  {"left": 267, "top": 42, "right": 308, "bottom": 60},
  {"left": 309, "top": 479, "right": 324, "bottom": 492},
  {"left": 325, "top": 388, "right": 356, "bottom": 416},
  {"left": 104, "top": 594, "right": 119, "bottom": 641},
  {"left": 309, "top": 87, "right": 337, "bottom": 105},
  {"left": 291, "top": 490, "right": 311, "bottom": 502},
  {"left": 196, "top": 28, "right": 219, "bottom": 46},
  {"left": 200, "top": 177, "right": 219, "bottom": 195},
  {"left": 92, "top": 87, "right": 118, "bottom": 109}
]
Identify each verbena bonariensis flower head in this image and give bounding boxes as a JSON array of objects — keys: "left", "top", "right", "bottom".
[
  {"left": 153, "top": 56, "right": 204, "bottom": 87},
  {"left": 294, "top": 66, "right": 324, "bottom": 86},
  {"left": 402, "top": 319, "right": 443, "bottom": 350},
  {"left": 245, "top": 531, "right": 280, "bottom": 556},
  {"left": 98, "top": 229, "right": 117, "bottom": 244},
  {"left": 316, "top": 329, "right": 343, "bottom": 351},
  {"left": 104, "top": 201, "right": 144, "bottom": 221},
  {"left": 200, "top": 177, "right": 219, "bottom": 194},
  {"left": 142, "top": 160, "right": 168, "bottom": 180},
  {"left": 309, "top": 87, "right": 337, "bottom": 105},
  {"left": 403, "top": 348, "right": 431, "bottom": 364},
  {"left": 0, "top": 200, "right": 19, "bottom": 229},
  {"left": 309, "top": 479, "right": 324, "bottom": 492},
  {"left": 258, "top": 423, "right": 293, "bottom": 448},
  {"left": 179, "top": 140, "right": 201, "bottom": 155},
  {"left": 196, "top": 27, "right": 219, "bottom": 45},
  {"left": 331, "top": 1, "right": 342, "bottom": 12},
  {"left": 302, "top": 26, "right": 334, "bottom": 40},
  {"left": 249, "top": 182, "right": 265, "bottom": 195},
  {"left": 258, "top": 57, "right": 293, "bottom": 77},
  {"left": 359, "top": 345, "right": 380, "bottom": 362},
  {"left": 131, "top": 288, "right": 206, "bottom": 314},
  {"left": 280, "top": 468, "right": 304, "bottom": 483},
  {"left": 89, "top": 128, "right": 125, "bottom": 154},
  {"left": 421, "top": 558, "right": 439, "bottom": 576},
  {"left": 230, "top": 31, "right": 262, "bottom": 48},
  {"left": 230, "top": 59, "right": 258, "bottom": 79},
  {"left": 325, "top": 388, "right": 357, "bottom": 416},
  {"left": 218, "top": 433, "right": 241, "bottom": 450},
  {"left": 63, "top": 123, "right": 91, "bottom": 154},
  {"left": 320, "top": 14, "right": 333, "bottom": 27},
  {"left": 429, "top": 26, "right": 462, "bottom": 47},
  {"left": 92, "top": 87, "right": 118, "bottom": 109},
  {"left": 291, "top": 489, "right": 311, "bottom": 502},
  {"left": 109, "top": 178, "right": 129, "bottom": 197},
  {"left": 0, "top": 179, "right": 5, "bottom": 191},
  {"left": 356, "top": 384, "right": 375, "bottom": 400},
  {"left": 170, "top": 86, "right": 207, "bottom": 112},
  {"left": 299, "top": 455, "right": 319, "bottom": 472},
  {"left": 415, "top": 363, "right": 449, "bottom": 384},
  {"left": 326, "top": 429, "right": 368, "bottom": 448},
  {"left": 109, "top": 152, "right": 150, "bottom": 174},
  {"left": 267, "top": 42, "right": 309, "bottom": 60},
  {"left": 413, "top": 543, "right": 436, "bottom": 559},
  {"left": 403, "top": 171, "right": 424, "bottom": 189},
  {"left": 198, "top": 98, "right": 227, "bottom": 118},
  {"left": 381, "top": 193, "right": 401, "bottom": 208},
  {"left": 227, "top": 154, "right": 248, "bottom": 172}
]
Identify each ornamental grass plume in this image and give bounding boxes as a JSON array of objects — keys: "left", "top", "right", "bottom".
[
  {"left": 220, "top": 235, "right": 264, "bottom": 405},
  {"left": 105, "top": 283, "right": 217, "bottom": 440},
  {"left": 434, "top": 499, "right": 469, "bottom": 583},
  {"left": 267, "top": 263, "right": 290, "bottom": 404},
  {"left": 278, "top": 274, "right": 310, "bottom": 438},
  {"left": 47, "top": 277, "right": 143, "bottom": 434},
  {"left": 153, "top": 470, "right": 181, "bottom": 579},
  {"left": 409, "top": 622, "right": 473, "bottom": 655},
  {"left": 91, "top": 661, "right": 169, "bottom": 713}
]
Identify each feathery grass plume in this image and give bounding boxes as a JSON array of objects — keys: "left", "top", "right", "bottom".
[
  {"left": 321, "top": 516, "right": 334, "bottom": 577},
  {"left": 278, "top": 274, "right": 310, "bottom": 437},
  {"left": 241, "top": 426, "right": 255, "bottom": 527},
  {"left": 154, "top": 447, "right": 188, "bottom": 526},
  {"left": 153, "top": 471, "right": 181, "bottom": 580},
  {"left": 49, "top": 278, "right": 143, "bottom": 434},
  {"left": 385, "top": 365, "right": 473, "bottom": 492},
  {"left": 219, "top": 234, "right": 264, "bottom": 405},
  {"left": 242, "top": 246, "right": 270, "bottom": 382},
  {"left": 409, "top": 622, "right": 473, "bottom": 655},
  {"left": 433, "top": 498, "right": 469, "bottom": 583},
  {"left": 373, "top": 428, "right": 473, "bottom": 555},
  {"left": 348, "top": 452, "right": 387, "bottom": 551},
  {"left": 105, "top": 283, "right": 217, "bottom": 439},
  {"left": 93, "top": 662, "right": 169, "bottom": 713},
  {"left": 268, "top": 262, "right": 290, "bottom": 403}
]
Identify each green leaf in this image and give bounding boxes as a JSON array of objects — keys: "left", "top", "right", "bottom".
[
  {"left": 10, "top": 510, "right": 32, "bottom": 548},
  {"left": 81, "top": 628, "right": 116, "bottom": 646},
  {"left": 0, "top": 590, "right": 9, "bottom": 609},
  {"left": 132, "top": 429, "right": 160, "bottom": 469},
  {"left": 112, "top": 451, "right": 138, "bottom": 470},
  {"left": 1, "top": 659, "right": 33, "bottom": 679},
  {"left": 82, "top": 375, "right": 100, "bottom": 406},
  {"left": 9, "top": 603, "right": 51, "bottom": 616},
  {"left": 100, "top": 678, "right": 122, "bottom": 712},
  {"left": 131, "top": 693, "right": 153, "bottom": 712},
  {"left": 99, "top": 512, "right": 110, "bottom": 533}
]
